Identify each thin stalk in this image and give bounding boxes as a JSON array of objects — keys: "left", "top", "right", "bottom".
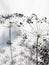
[
  {"left": 36, "top": 35, "right": 39, "bottom": 65},
  {"left": 9, "top": 22, "right": 13, "bottom": 65}
]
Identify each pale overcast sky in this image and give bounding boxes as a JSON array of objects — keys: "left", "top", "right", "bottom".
[{"left": 0, "top": 0, "right": 49, "bottom": 18}]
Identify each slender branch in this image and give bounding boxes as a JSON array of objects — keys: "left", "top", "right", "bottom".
[
  {"left": 36, "top": 35, "right": 39, "bottom": 65},
  {"left": 9, "top": 22, "right": 13, "bottom": 65}
]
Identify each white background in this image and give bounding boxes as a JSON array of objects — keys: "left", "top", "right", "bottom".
[{"left": 0, "top": 0, "right": 49, "bottom": 18}]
